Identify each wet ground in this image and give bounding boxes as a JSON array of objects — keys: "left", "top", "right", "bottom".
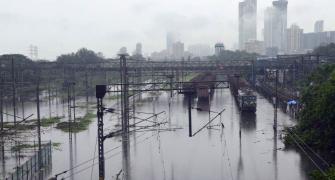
[{"left": 1, "top": 88, "right": 312, "bottom": 180}]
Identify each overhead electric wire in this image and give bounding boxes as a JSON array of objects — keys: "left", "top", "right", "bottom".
[
  {"left": 287, "top": 128, "right": 330, "bottom": 168},
  {"left": 287, "top": 132, "right": 327, "bottom": 177},
  {"left": 90, "top": 135, "right": 98, "bottom": 180},
  {"left": 192, "top": 109, "right": 225, "bottom": 137},
  {"left": 62, "top": 130, "right": 165, "bottom": 179},
  {"left": 52, "top": 129, "right": 156, "bottom": 178},
  {"left": 221, "top": 128, "right": 234, "bottom": 180}
]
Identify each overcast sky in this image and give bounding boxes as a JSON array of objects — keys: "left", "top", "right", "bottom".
[{"left": 0, "top": 0, "right": 333, "bottom": 60}]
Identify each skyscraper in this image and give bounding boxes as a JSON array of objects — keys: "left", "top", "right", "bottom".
[
  {"left": 264, "top": 7, "right": 274, "bottom": 49},
  {"left": 239, "top": 0, "right": 257, "bottom": 50},
  {"left": 314, "top": 20, "right": 324, "bottom": 33},
  {"left": 172, "top": 41, "right": 184, "bottom": 60},
  {"left": 135, "top": 43, "right": 142, "bottom": 55},
  {"left": 286, "top": 24, "right": 303, "bottom": 54},
  {"left": 272, "top": 0, "right": 288, "bottom": 53},
  {"left": 264, "top": 0, "right": 288, "bottom": 54},
  {"left": 166, "top": 32, "right": 176, "bottom": 55}
]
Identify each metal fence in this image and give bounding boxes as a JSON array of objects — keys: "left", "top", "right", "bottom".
[{"left": 6, "top": 141, "right": 52, "bottom": 180}]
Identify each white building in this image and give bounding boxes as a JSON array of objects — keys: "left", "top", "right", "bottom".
[
  {"left": 264, "top": 0, "right": 288, "bottom": 54},
  {"left": 188, "top": 44, "right": 212, "bottom": 57},
  {"left": 239, "top": 0, "right": 257, "bottom": 50},
  {"left": 172, "top": 41, "right": 184, "bottom": 60},
  {"left": 286, "top": 24, "right": 304, "bottom": 54},
  {"left": 245, "top": 40, "right": 264, "bottom": 54}
]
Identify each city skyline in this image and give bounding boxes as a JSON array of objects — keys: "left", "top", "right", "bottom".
[{"left": 0, "top": 0, "right": 334, "bottom": 59}]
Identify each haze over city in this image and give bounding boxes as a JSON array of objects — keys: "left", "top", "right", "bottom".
[
  {"left": 2, "top": 0, "right": 335, "bottom": 180},
  {"left": 0, "top": 0, "right": 334, "bottom": 59}
]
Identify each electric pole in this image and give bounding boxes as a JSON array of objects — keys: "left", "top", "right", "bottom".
[
  {"left": 274, "top": 69, "right": 278, "bottom": 130},
  {"left": 36, "top": 71, "right": 42, "bottom": 180},
  {"left": 11, "top": 58, "right": 16, "bottom": 124}
]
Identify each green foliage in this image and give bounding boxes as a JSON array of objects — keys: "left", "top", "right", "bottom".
[
  {"left": 56, "top": 112, "right": 95, "bottom": 133},
  {"left": 209, "top": 49, "right": 258, "bottom": 61},
  {"left": 313, "top": 43, "right": 335, "bottom": 56},
  {"left": 11, "top": 144, "right": 37, "bottom": 152},
  {"left": 290, "top": 65, "right": 335, "bottom": 151},
  {"left": 39, "top": 117, "right": 62, "bottom": 127},
  {"left": 283, "top": 64, "right": 335, "bottom": 179},
  {"left": 184, "top": 73, "right": 199, "bottom": 82},
  {"left": 310, "top": 166, "right": 335, "bottom": 180},
  {"left": 56, "top": 48, "right": 104, "bottom": 64}
]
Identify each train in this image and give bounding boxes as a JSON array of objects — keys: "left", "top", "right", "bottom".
[
  {"left": 229, "top": 75, "right": 257, "bottom": 112},
  {"left": 182, "top": 73, "right": 216, "bottom": 100}
]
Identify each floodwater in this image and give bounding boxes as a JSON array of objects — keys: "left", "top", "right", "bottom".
[{"left": 1, "top": 87, "right": 313, "bottom": 180}]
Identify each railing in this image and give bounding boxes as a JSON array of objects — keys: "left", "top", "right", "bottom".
[{"left": 6, "top": 141, "right": 52, "bottom": 180}]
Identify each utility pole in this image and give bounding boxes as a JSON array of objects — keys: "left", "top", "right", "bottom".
[
  {"left": 273, "top": 69, "right": 278, "bottom": 130},
  {"left": 72, "top": 83, "right": 76, "bottom": 122},
  {"left": 11, "top": 58, "right": 16, "bottom": 124},
  {"left": 251, "top": 59, "right": 255, "bottom": 87},
  {"left": 188, "top": 93, "right": 192, "bottom": 137},
  {"left": 36, "top": 72, "right": 42, "bottom": 180},
  {"left": 167, "top": 75, "right": 174, "bottom": 97},
  {"left": 73, "top": 71, "right": 76, "bottom": 122},
  {"left": 0, "top": 63, "right": 3, "bottom": 132},
  {"left": 96, "top": 85, "right": 106, "bottom": 180},
  {"left": 85, "top": 70, "right": 89, "bottom": 103},
  {"left": 120, "top": 54, "right": 129, "bottom": 134}
]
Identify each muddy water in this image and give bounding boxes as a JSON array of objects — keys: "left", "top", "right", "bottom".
[{"left": 1, "top": 88, "right": 312, "bottom": 180}]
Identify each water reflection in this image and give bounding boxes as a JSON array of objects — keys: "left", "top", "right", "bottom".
[
  {"left": 0, "top": 138, "right": 5, "bottom": 180},
  {"left": 237, "top": 132, "right": 244, "bottom": 180},
  {"left": 122, "top": 133, "right": 131, "bottom": 180},
  {"left": 196, "top": 99, "right": 210, "bottom": 112},
  {"left": 69, "top": 132, "right": 74, "bottom": 180},
  {"left": 273, "top": 130, "right": 278, "bottom": 180},
  {"left": 240, "top": 112, "right": 256, "bottom": 132}
]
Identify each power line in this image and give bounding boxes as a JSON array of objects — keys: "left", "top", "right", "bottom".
[
  {"left": 287, "top": 128, "right": 330, "bottom": 168},
  {"left": 61, "top": 130, "right": 164, "bottom": 179},
  {"left": 287, "top": 131, "right": 327, "bottom": 177},
  {"left": 52, "top": 129, "right": 154, "bottom": 178},
  {"left": 221, "top": 129, "right": 234, "bottom": 180}
]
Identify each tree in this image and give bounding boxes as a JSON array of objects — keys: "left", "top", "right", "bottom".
[
  {"left": 313, "top": 43, "right": 335, "bottom": 56},
  {"left": 56, "top": 48, "right": 104, "bottom": 64},
  {"left": 208, "top": 49, "right": 258, "bottom": 61}
]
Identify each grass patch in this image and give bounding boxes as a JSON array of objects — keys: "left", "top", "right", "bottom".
[
  {"left": 11, "top": 142, "right": 58, "bottom": 152},
  {"left": 106, "top": 95, "right": 120, "bottom": 100},
  {"left": 52, "top": 142, "right": 61, "bottom": 148},
  {"left": 184, "top": 73, "right": 199, "bottom": 82},
  {"left": 40, "top": 117, "right": 62, "bottom": 127},
  {"left": 56, "top": 112, "right": 96, "bottom": 133},
  {"left": 3, "top": 116, "right": 64, "bottom": 131},
  {"left": 3, "top": 122, "right": 35, "bottom": 131},
  {"left": 11, "top": 144, "right": 38, "bottom": 152}
]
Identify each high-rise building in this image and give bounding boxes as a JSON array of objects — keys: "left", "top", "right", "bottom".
[
  {"left": 286, "top": 24, "right": 303, "bottom": 54},
  {"left": 264, "top": 7, "right": 275, "bottom": 50},
  {"left": 314, "top": 20, "right": 324, "bottom": 33},
  {"left": 239, "top": 0, "right": 257, "bottom": 50},
  {"left": 303, "top": 31, "right": 335, "bottom": 51},
  {"left": 264, "top": 0, "right": 288, "bottom": 54},
  {"left": 273, "top": 0, "right": 288, "bottom": 53},
  {"left": 172, "top": 41, "right": 184, "bottom": 60},
  {"left": 188, "top": 44, "right": 212, "bottom": 57},
  {"left": 301, "top": 20, "right": 335, "bottom": 51},
  {"left": 245, "top": 40, "right": 264, "bottom": 54},
  {"left": 135, "top": 43, "right": 142, "bottom": 55},
  {"left": 166, "top": 32, "right": 177, "bottom": 55}
]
